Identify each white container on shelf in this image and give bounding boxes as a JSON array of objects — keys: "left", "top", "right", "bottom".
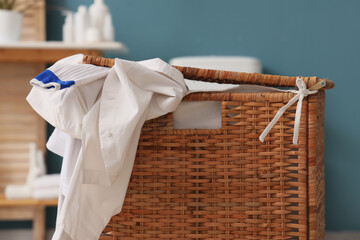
[
  {"left": 63, "top": 12, "right": 74, "bottom": 42},
  {"left": 86, "top": 27, "right": 101, "bottom": 42},
  {"left": 89, "top": 0, "right": 109, "bottom": 41},
  {"left": 74, "top": 6, "right": 88, "bottom": 43},
  {"left": 103, "top": 12, "right": 114, "bottom": 42},
  {"left": 0, "top": 9, "right": 23, "bottom": 42}
]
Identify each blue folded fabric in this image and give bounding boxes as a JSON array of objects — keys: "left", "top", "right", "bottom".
[{"left": 35, "top": 69, "right": 75, "bottom": 90}]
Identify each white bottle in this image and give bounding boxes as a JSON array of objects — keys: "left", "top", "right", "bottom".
[
  {"left": 74, "top": 5, "right": 88, "bottom": 43},
  {"left": 103, "top": 12, "right": 114, "bottom": 42},
  {"left": 62, "top": 12, "right": 74, "bottom": 42},
  {"left": 86, "top": 27, "right": 101, "bottom": 42},
  {"left": 89, "top": 0, "right": 109, "bottom": 41}
]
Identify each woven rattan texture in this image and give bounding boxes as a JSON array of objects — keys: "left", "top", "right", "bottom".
[
  {"left": 82, "top": 55, "right": 334, "bottom": 90},
  {"left": 307, "top": 92, "right": 325, "bottom": 240},
  {"left": 98, "top": 91, "right": 323, "bottom": 240}
]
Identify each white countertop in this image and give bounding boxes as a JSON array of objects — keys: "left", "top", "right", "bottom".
[{"left": 0, "top": 41, "right": 127, "bottom": 52}]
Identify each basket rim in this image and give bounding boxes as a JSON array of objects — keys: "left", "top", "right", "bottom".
[{"left": 82, "top": 55, "right": 334, "bottom": 90}]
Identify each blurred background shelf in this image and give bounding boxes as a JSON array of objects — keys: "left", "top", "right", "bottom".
[
  {"left": 0, "top": 41, "right": 126, "bottom": 50},
  {"left": 0, "top": 41, "right": 127, "bottom": 63}
]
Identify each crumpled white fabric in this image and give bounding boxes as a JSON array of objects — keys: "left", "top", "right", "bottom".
[
  {"left": 26, "top": 54, "right": 187, "bottom": 240},
  {"left": 46, "top": 128, "right": 81, "bottom": 216}
]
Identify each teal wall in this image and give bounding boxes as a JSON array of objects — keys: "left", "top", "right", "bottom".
[{"left": 3, "top": 0, "right": 358, "bottom": 232}]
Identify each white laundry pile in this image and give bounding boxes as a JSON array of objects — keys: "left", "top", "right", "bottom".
[
  {"left": 4, "top": 142, "right": 46, "bottom": 199},
  {"left": 31, "top": 174, "right": 60, "bottom": 199},
  {"left": 26, "top": 54, "right": 187, "bottom": 240}
]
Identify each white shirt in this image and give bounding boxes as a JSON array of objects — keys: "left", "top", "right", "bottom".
[
  {"left": 27, "top": 54, "right": 187, "bottom": 240},
  {"left": 46, "top": 128, "right": 81, "bottom": 216}
]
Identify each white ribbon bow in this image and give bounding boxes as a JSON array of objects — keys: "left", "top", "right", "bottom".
[{"left": 259, "top": 78, "right": 318, "bottom": 144}]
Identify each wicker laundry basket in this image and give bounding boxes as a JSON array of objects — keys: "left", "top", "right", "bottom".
[{"left": 83, "top": 56, "right": 334, "bottom": 240}]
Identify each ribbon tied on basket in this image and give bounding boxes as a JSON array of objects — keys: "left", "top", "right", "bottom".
[{"left": 259, "top": 78, "right": 318, "bottom": 144}]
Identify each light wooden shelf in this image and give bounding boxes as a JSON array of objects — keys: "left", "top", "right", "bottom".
[
  {"left": 0, "top": 194, "right": 57, "bottom": 207},
  {"left": 0, "top": 41, "right": 127, "bottom": 64},
  {"left": 0, "top": 41, "right": 127, "bottom": 51}
]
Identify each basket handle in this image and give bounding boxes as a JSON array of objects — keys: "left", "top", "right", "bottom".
[{"left": 82, "top": 55, "right": 334, "bottom": 89}]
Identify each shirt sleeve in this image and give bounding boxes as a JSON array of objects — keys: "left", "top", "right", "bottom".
[
  {"left": 29, "top": 54, "right": 110, "bottom": 91},
  {"left": 26, "top": 54, "right": 110, "bottom": 139}
]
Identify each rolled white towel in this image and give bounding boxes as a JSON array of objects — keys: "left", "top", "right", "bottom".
[
  {"left": 32, "top": 187, "right": 59, "bottom": 200},
  {"left": 4, "top": 184, "right": 32, "bottom": 199},
  {"left": 31, "top": 174, "right": 60, "bottom": 190}
]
